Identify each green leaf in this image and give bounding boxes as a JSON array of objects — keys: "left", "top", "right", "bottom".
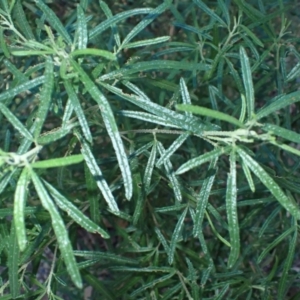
[
  {"left": 31, "top": 154, "right": 83, "bottom": 168},
  {"left": 120, "top": 0, "right": 171, "bottom": 50},
  {"left": 130, "top": 272, "right": 176, "bottom": 297},
  {"left": 226, "top": 148, "right": 240, "bottom": 268},
  {"left": 71, "top": 49, "right": 116, "bottom": 60},
  {"left": 89, "top": 8, "right": 152, "bottom": 39},
  {"left": 13, "top": 0, "right": 35, "bottom": 40},
  {"left": 84, "top": 163, "right": 100, "bottom": 223},
  {"left": 64, "top": 79, "right": 93, "bottom": 143},
  {"left": 99, "top": 60, "right": 209, "bottom": 80},
  {"left": 176, "top": 146, "right": 228, "bottom": 175},
  {"left": 156, "top": 132, "right": 189, "bottom": 167},
  {"left": 14, "top": 168, "right": 29, "bottom": 251},
  {"left": 117, "top": 110, "right": 180, "bottom": 128},
  {"left": 144, "top": 140, "right": 157, "bottom": 193},
  {"left": 102, "top": 82, "right": 218, "bottom": 133},
  {"left": 7, "top": 223, "right": 20, "bottom": 298},
  {"left": 255, "top": 91, "right": 300, "bottom": 120},
  {"left": 0, "top": 103, "right": 33, "bottom": 141},
  {"left": 157, "top": 142, "right": 182, "bottom": 202},
  {"left": 176, "top": 104, "right": 245, "bottom": 128},
  {"left": 44, "top": 180, "right": 109, "bottom": 238},
  {"left": 30, "top": 169, "right": 82, "bottom": 288},
  {"left": 34, "top": 57, "right": 54, "bottom": 138},
  {"left": 168, "top": 207, "right": 188, "bottom": 264},
  {"left": 239, "top": 24, "right": 264, "bottom": 47},
  {"left": 193, "top": 0, "right": 227, "bottom": 27},
  {"left": 278, "top": 221, "right": 297, "bottom": 299},
  {"left": 99, "top": 0, "right": 121, "bottom": 47},
  {"left": 237, "top": 147, "right": 300, "bottom": 219},
  {"left": 71, "top": 59, "right": 132, "bottom": 200},
  {"left": 0, "top": 76, "right": 45, "bottom": 103},
  {"left": 193, "top": 160, "right": 217, "bottom": 237},
  {"left": 122, "top": 36, "right": 170, "bottom": 49},
  {"left": 0, "top": 28, "right": 10, "bottom": 58},
  {"left": 37, "top": 123, "right": 76, "bottom": 145},
  {"left": 76, "top": 5, "right": 88, "bottom": 49},
  {"left": 262, "top": 123, "right": 300, "bottom": 144},
  {"left": 257, "top": 226, "right": 295, "bottom": 263},
  {"left": 35, "top": 0, "right": 72, "bottom": 44},
  {"left": 241, "top": 157, "right": 255, "bottom": 193},
  {"left": 76, "top": 132, "right": 119, "bottom": 213},
  {"left": 240, "top": 46, "right": 255, "bottom": 120}
]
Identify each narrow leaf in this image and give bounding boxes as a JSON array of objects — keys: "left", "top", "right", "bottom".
[
  {"left": 226, "top": 149, "right": 240, "bottom": 267},
  {"left": 176, "top": 146, "right": 229, "bottom": 175},
  {"left": 71, "top": 59, "right": 132, "bottom": 200},
  {"left": 35, "top": 0, "right": 72, "bottom": 44},
  {"left": 122, "top": 36, "right": 170, "bottom": 49},
  {"left": 31, "top": 154, "right": 83, "bottom": 169},
  {"left": 193, "top": 0, "right": 227, "bottom": 26},
  {"left": 168, "top": 208, "right": 188, "bottom": 264},
  {"left": 34, "top": 57, "right": 54, "bottom": 138},
  {"left": 120, "top": 0, "right": 171, "bottom": 49},
  {"left": 44, "top": 180, "right": 110, "bottom": 238},
  {"left": 76, "top": 132, "right": 119, "bottom": 213},
  {"left": 176, "top": 104, "right": 244, "bottom": 128},
  {"left": 237, "top": 147, "right": 300, "bottom": 219},
  {"left": 0, "top": 103, "right": 33, "bottom": 140},
  {"left": 262, "top": 123, "right": 300, "bottom": 144},
  {"left": 64, "top": 79, "right": 93, "bottom": 143},
  {"left": 144, "top": 141, "right": 157, "bottom": 193},
  {"left": 255, "top": 91, "right": 300, "bottom": 120},
  {"left": 77, "top": 5, "right": 88, "bottom": 49},
  {"left": 14, "top": 168, "right": 29, "bottom": 251},
  {"left": 156, "top": 132, "right": 189, "bottom": 167},
  {"left": 30, "top": 170, "right": 82, "bottom": 288},
  {"left": 240, "top": 46, "right": 255, "bottom": 120},
  {"left": 71, "top": 49, "right": 116, "bottom": 60}
]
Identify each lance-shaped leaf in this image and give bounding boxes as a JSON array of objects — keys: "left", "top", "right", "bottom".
[
  {"left": 34, "top": 57, "right": 54, "bottom": 138},
  {"left": 76, "top": 132, "right": 119, "bottom": 213},
  {"left": 193, "top": 0, "right": 227, "bottom": 27},
  {"left": 255, "top": 91, "right": 300, "bottom": 120},
  {"left": 144, "top": 140, "right": 157, "bottom": 193},
  {"left": 226, "top": 149, "right": 240, "bottom": 267},
  {"left": 119, "top": 0, "right": 171, "bottom": 50},
  {"left": 76, "top": 5, "right": 88, "bottom": 49},
  {"left": 14, "top": 168, "right": 29, "bottom": 251},
  {"left": 64, "top": 80, "right": 93, "bottom": 143},
  {"left": 176, "top": 146, "right": 229, "bottom": 175},
  {"left": 35, "top": 0, "right": 72, "bottom": 44},
  {"left": 117, "top": 110, "right": 180, "bottom": 128},
  {"left": 102, "top": 82, "right": 218, "bottom": 133},
  {"left": 30, "top": 170, "right": 82, "bottom": 288},
  {"left": 262, "top": 123, "right": 300, "bottom": 144},
  {"left": 99, "top": 0, "right": 121, "bottom": 46},
  {"left": 70, "top": 49, "right": 116, "bottom": 61},
  {"left": 8, "top": 223, "right": 20, "bottom": 298},
  {"left": 71, "top": 59, "right": 132, "bottom": 200},
  {"left": 193, "top": 160, "right": 218, "bottom": 237},
  {"left": 0, "top": 102, "right": 33, "bottom": 140},
  {"left": 0, "top": 76, "right": 45, "bottom": 101},
  {"left": 179, "top": 78, "right": 192, "bottom": 117},
  {"left": 156, "top": 132, "right": 189, "bottom": 167},
  {"left": 157, "top": 142, "right": 182, "bottom": 202},
  {"left": 240, "top": 46, "right": 255, "bottom": 120},
  {"left": 123, "top": 36, "right": 170, "bottom": 49},
  {"left": 168, "top": 207, "right": 188, "bottom": 264},
  {"left": 176, "top": 104, "right": 244, "bottom": 128},
  {"left": 31, "top": 154, "right": 83, "bottom": 168},
  {"left": 89, "top": 8, "right": 152, "bottom": 39},
  {"left": 43, "top": 180, "right": 109, "bottom": 238},
  {"left": 237, "top": 147, "right": 300, "bottom": 219}
]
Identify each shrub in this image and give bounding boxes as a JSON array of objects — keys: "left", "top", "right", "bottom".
[{"left": 1, "top": 0, "right": 300, "bottom": 299}]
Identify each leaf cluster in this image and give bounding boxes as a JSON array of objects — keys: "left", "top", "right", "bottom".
[{"left": 0, "top": 0, "right": 300, "bottom": 299}]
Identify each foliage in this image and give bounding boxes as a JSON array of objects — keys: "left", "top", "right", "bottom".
[{"left": 0, "top": 0, "right": 300, "bottom": 299}]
